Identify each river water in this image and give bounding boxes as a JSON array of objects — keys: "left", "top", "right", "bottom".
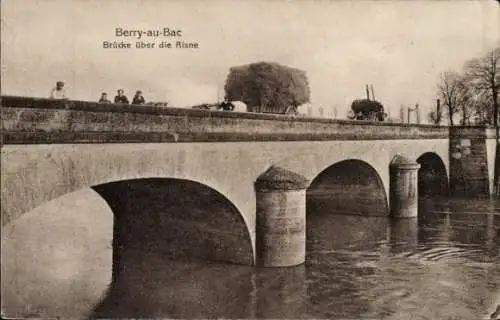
[{"left": 2, "top": 190, "right": 500, "bottom": 319}]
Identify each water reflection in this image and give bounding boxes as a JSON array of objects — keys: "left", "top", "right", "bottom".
[
  {"left": 307, "top": 213, "right": 390, "bottom": 253},
  {"left": 388, "top": 218, "right": 419, "bottom": 254},
  {"left": 91, "top": 252, "right": 257, "bottom": 319},
  {"left": 2, "top": 193, "right": 500, "bottom": 319},
  {"left": 255, "top": 266, "right": 307, "bottom": 318},
  {"left": 91, "top": 250, "right": 309, "bottom": 319}
]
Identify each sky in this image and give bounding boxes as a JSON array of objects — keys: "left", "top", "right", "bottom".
[{"left": 1, "top": 0, "right": 499, "bottom": 119}]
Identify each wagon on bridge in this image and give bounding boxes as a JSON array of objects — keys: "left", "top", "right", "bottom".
[{"left": 347, "top": 85, "right": 388, "bottom": 122}]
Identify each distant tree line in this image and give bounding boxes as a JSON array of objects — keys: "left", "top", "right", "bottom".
[{"left": 431, "top": 47, "right": 499, "bottom": 127}]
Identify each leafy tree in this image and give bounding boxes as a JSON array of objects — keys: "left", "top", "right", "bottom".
[{"left": 224, "top": 61, "right": 311, "bottom": 114}]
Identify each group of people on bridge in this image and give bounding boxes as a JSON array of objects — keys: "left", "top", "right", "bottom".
[
  {"left": 49, "top": 81, "right": 147, "bottom": 105},
  {"left": 99, "top": 89, "right": 146, "bottom": 105}
]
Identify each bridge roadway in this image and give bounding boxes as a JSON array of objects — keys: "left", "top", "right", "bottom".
[{"left": 1, "top": 96, "right": 497, "bottom": 270}]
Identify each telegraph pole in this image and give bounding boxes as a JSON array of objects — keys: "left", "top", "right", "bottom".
[{"left": 416, "top": 104, "right": 420, "bottom": 124}]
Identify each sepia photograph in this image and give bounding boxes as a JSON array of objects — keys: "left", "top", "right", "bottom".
[{"left": 1, "top": 0, "right": 500, "bottom": 319}]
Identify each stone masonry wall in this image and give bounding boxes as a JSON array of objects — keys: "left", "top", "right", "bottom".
[
  {"left": 2, "top": 96, "right": 449, "bottom": 144},
  {"left": 449, "top": 127, "right": 493, "bottom": 197}
]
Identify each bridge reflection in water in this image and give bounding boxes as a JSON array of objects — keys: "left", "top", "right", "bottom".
[{"left": 2, "top": 182, "right": 500, "bottom": 319}]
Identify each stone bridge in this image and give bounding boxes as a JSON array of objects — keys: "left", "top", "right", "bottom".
[{"left": 1, "top": 96, "right": 497, "bottom": 274}]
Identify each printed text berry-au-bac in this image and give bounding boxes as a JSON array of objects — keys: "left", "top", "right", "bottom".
[{"left": 115, "top": 27, "right": 182, "bottom": 39}]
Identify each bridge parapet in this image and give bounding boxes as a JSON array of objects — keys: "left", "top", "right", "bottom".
[{"left": 1, "top": 95, "right": 451, "bottom": 144}]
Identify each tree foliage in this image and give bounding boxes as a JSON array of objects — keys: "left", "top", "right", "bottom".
[
  {"left": 458, "top": 77, "right": 491, "bottom": 125},
  {"left": 428, "top": 110, "right": 442, "bottom": 125},
  {"left": 472, "top": 93, "right": 494, "bottom": 125},
  {"left": 436, "top": 71, "right": 463, "bottom": 126},
  {"left": 435, "top": 47, "right": 500, "bottom": 193},
  {"left": 464, "top": 47, "right": 500, "bottom": 127},
  {"left": 437, "top": 47, "right": 500, "bottom": 126},
  {"left": 224, "top": 61, "right": 311, "bottom": 113}
]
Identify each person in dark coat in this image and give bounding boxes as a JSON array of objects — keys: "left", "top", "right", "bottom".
[
  {"left": 220, "top": 99, "right": 235, "bottom": 111},
  {"left": 98, "top": 92, "right": 111, "bottom": 103},
  {"left": 114, "top": 89, "right": 129, "bottom": 104},
  {"left": 132, "top": 90, "right": 146, "bottom": 105}
]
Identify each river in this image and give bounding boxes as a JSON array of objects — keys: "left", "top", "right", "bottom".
[{"left": 2, "top": 189, "right": 499, "bottom": 319}]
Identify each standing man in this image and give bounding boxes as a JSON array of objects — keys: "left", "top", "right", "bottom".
[
  {"left": 114, "top": 89, "right": 129, "bottom": 104},
  {"left": 50, "top": 81, "right": 68, "bottom": 99}
]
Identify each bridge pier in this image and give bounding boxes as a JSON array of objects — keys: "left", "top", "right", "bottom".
[
  {"left": 449, "top": 127, "right": 495, "bottom": 197},
  {"left": 390, "top": 155, "right": 420, "bottom": 218},
  {"left": 255, "top": 166, "right": 309, "bottom": 267}
]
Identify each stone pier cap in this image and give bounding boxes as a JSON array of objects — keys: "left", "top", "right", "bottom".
[
  {"left": 390, "top": 155, "right": 421, "bottom": 170},
  {"left": 255, "top": 165, "right": 309, "bottom": 191}
]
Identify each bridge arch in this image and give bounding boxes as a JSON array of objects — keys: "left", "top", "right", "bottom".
[
  {"left": 416, "top": 152, "right": 449, "bottom": 196},
  {"left": 306, "top": 159, "right": 389, "bottom": 217},
  {"left": 1, "top": 146, "right": 257, "bottom": 265},
  {"left": 93, "top": 178, "right": 254, "bottom": 271}
]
